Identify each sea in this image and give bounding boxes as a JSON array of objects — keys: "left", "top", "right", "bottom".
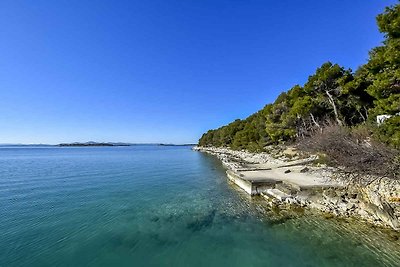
[{"left": 1, "top": 145, "right": 399, "bottom": 266}]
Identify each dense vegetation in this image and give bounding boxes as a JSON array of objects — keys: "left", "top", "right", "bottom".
[{"left": 199, "top": 3, "right": 400, "bottom": 152}]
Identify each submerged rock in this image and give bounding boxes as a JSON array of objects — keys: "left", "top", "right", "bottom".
[{"left": 187, "top": 210, "right": 217, "bottom": 232}]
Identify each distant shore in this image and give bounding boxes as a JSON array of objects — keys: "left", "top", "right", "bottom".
[
  {"left": 194, "top": 146, "right": 400, "bottom": 231},
  {"left": 0, "top": 142, "right": 197, "bottom": 147},
  {"left": 58, "top": 142, "right": 131, "bottom": 147},
  {"left": 57, "top": 143, "right": 196, "bottom": 147}
]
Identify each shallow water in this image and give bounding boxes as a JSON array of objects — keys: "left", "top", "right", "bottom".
[{"left": 0, "top": 145, "right": 399, "bottom": 266}]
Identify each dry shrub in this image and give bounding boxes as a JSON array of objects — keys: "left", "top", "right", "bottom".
[{"left": 298, "top": 124, "right": 399, "bottom": 180}]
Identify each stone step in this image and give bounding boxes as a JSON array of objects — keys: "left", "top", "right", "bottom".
[
  {"left": 275, "top": 183, "right": 295, "bottom": 195},
  {"left": 264, "top": 188, "right": 292, "bottom": 201}
]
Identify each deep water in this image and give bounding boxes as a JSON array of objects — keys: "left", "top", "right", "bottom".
[{"left": 0, "top": 145, "right": 399, "bottom": 267}]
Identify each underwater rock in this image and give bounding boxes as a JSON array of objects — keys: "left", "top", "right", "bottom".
[{"left": 187, "top": 210, "right": 217, "bottom": 231}]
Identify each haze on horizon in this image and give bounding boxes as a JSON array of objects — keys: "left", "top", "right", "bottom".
[{"left": 0, "top": 0, "right": 397, "bottom": 144}]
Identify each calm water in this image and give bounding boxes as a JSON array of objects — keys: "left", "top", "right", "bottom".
[{"left": 1, "top": 146, "right": 399, "bottom": 267}]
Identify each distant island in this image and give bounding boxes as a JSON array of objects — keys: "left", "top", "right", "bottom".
[
  {"left": 58, "top": 142, "right": 131, "bottom": 147},
  {"left": 58, "top": 142, "right": 196, "bottom": 147}
]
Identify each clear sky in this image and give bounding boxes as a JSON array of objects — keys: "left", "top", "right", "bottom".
[{"left": 0, "top": 0, "right": 398, "bottom": 144}]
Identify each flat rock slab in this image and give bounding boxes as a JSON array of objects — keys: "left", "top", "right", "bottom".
[
  {"left": 243, "top": 156, "right": 317, "bottom": 170},
  {"left": 238, "top": 165, "right": 342, "bottom": 190}
]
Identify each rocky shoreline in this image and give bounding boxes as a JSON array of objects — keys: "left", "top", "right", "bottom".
[{"left": 193, "top": 146, "right": 400, "bottom": 231}]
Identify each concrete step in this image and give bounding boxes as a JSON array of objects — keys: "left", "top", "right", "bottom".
[
  {"left": 264, "top": 188, "right": 292, "bottom": 201},
  {"left": 275, "top": 183, "right": 295, "bottom": 195},
  {"left": 282, "top": 181, "right": 302, "bottom": 192}
]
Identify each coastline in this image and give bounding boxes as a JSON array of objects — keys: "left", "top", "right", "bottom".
[{"left": 193, "top": 146, "right": 400, "bottom": 231}]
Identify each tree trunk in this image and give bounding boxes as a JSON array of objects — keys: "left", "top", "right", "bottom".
[
  {"left": 363, "top": 106, "right": 369, "bottom": 119},
  {"left": 310, "top": 113, "right": 321, "bottom": 129},
  {"left": 358, "top": 108, "right": 366, "bottom": 122},
  {"left": 325, "top": 90, "right": 343, "bottom": 126}
]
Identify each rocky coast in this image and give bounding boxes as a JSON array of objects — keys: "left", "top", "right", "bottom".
[{"left": 193, "top": 146, "right": 400, "bottom": 231}]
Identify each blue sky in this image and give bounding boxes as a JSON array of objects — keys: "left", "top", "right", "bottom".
[{"left": 0, "top": 0, "right": 398, "bottom": 144}]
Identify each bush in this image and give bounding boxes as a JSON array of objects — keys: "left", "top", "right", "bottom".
[{"left": 298, "top": 124, "right": 399, "bottom": 180}]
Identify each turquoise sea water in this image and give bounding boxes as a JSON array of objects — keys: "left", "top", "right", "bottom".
[{"left": 1, "top": 145, "right": 400, "bottom": 267}]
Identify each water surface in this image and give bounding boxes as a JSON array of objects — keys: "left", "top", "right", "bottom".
[{"left": 1, "top": 146, "right": 399, "bottom": 266}]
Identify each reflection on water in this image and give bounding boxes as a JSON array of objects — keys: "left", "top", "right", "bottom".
[{"left": 0, "top": 146, "right": 399, "bottom": 267}]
